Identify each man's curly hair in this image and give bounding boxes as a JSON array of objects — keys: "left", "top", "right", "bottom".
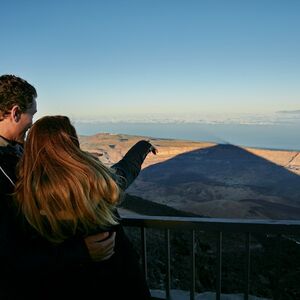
[{"left": 0, "top": 75, "right": 37, "bottom": 121}]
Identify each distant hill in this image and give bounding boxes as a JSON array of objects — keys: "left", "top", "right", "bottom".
[{"left": 80, "top": 133, "right": 300, "bottom": 220}]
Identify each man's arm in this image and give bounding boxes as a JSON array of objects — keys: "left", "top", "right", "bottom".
[
  {"left": 5, "top": 199, "right": 115, "bottom": 273},
  {"left": 10, "top": 228, "right": 116, "bottom": 272},
  {"left": 51, "top": 231, "right": 116, "bottom": 265},
  {"left": 84, "top": 232, "right": 116, "bottom": 261}
]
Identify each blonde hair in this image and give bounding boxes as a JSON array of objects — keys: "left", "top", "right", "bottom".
[{"left": 15, "top": 115, "right": 120, "bottom": 243}]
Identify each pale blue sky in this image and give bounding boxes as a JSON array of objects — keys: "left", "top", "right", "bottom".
[{"left": 1, "top": 0, "right": 299, "bottom": 119}]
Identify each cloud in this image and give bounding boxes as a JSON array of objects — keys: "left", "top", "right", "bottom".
[{"left": 277, "top": 110, "right": 300, "bottom": 114}]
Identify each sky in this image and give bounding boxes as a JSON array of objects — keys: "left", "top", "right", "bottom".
[{"left": 1, "top": 0, "right": 300, "bottom": 120}]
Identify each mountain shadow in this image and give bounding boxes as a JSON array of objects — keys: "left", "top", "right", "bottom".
[{"left": 127, "top": 144, "right": 300, "bottom": 219}]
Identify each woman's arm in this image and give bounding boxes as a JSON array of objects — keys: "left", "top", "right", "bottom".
[{"left": 111, "top": 140, "right": 157, "bottom": 190}]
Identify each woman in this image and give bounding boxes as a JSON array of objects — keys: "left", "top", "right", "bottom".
[{"left": 14, "top": 115, "right": 156, "bottom": 299}]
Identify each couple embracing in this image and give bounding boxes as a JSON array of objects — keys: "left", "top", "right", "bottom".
[{"left": 0, "top": 75, "right": 156, "bottom": 299}]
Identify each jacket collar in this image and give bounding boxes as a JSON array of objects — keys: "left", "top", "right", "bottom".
[{"left": 0, "top": 136, "right": 24, "bottom": 158}]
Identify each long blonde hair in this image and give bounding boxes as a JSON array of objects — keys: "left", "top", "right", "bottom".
[{"left": 15, "top": 115, "right": 120, "bottom": 243}]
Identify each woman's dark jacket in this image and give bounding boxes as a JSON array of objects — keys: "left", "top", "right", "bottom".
[{"left": 0, "top": 138, "right": 152, "bottom": 299}]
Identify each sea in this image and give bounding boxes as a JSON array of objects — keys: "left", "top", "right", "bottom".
[{"left": 73, "top": 112, "right": 300, "bottom": 152}]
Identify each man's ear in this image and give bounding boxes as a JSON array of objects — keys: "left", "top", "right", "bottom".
[{"left": 10, "top": 105, "right": 22, "bottom": 122}]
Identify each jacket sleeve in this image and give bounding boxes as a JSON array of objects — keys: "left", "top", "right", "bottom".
[
  {"left": 10, "top": 234, "right": 92, "bottom": 277},
  {"left": 111, "top": 140, "right": 153, "bottom": 190}
]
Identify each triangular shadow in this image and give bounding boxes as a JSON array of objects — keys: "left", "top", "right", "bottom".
[{"left": 126, "top": 144, "right": 300, "bottom": 219}]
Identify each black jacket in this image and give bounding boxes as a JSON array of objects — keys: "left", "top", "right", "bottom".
[{"left": 0, "top": 138, "right": 153, "bottom": 299}]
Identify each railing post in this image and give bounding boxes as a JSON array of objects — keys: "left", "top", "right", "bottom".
[
  {"left": 141, "top": 227, "right": 148, "bottom": 281},
  {"left": 216, "top": 231, "right": 222, "bottom": 300},
  {"left": 165, "top": 229, "right": 171, "bottom": 300},
  {"left": 244, "top": 232, "right": 251, "bottom": 300},
  {"left": 190, "top": 230, "right": 196, "bottom": 300}
]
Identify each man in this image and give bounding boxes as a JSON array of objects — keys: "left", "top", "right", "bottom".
[{"left": 0, "top": 75, "right": 115, "bottom": 298}]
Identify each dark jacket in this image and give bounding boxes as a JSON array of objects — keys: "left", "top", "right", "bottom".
[{"left": 0, "top": 137, "right": 152, "bottom": 299}]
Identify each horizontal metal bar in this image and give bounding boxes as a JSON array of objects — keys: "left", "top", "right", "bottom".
[{"left": 121, "top": 215, "right": 300, "bottom": 234}]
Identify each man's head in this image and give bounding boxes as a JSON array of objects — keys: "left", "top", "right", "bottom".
[{"left": 0, "top": 75, "right": 37, "bottom": 143}]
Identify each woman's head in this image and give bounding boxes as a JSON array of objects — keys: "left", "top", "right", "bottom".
[
  {"left": 25, "top": 115, "right": 79, "bottom": 158},
  {"left": 15, "top": 115, "right": 120, "bottom": 243}
]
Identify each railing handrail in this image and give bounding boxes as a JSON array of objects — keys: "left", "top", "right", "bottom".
[{"left": 122, "top": 215, "right": 300, "bottom": 233}]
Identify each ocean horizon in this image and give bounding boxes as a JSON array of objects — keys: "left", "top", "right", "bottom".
[{"left": 74, "top": 120, "right": 300, "bottom": 152}]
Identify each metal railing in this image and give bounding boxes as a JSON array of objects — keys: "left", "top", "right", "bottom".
[{"left": 122, "top": 215, "right": 300, "bottom": 300}]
